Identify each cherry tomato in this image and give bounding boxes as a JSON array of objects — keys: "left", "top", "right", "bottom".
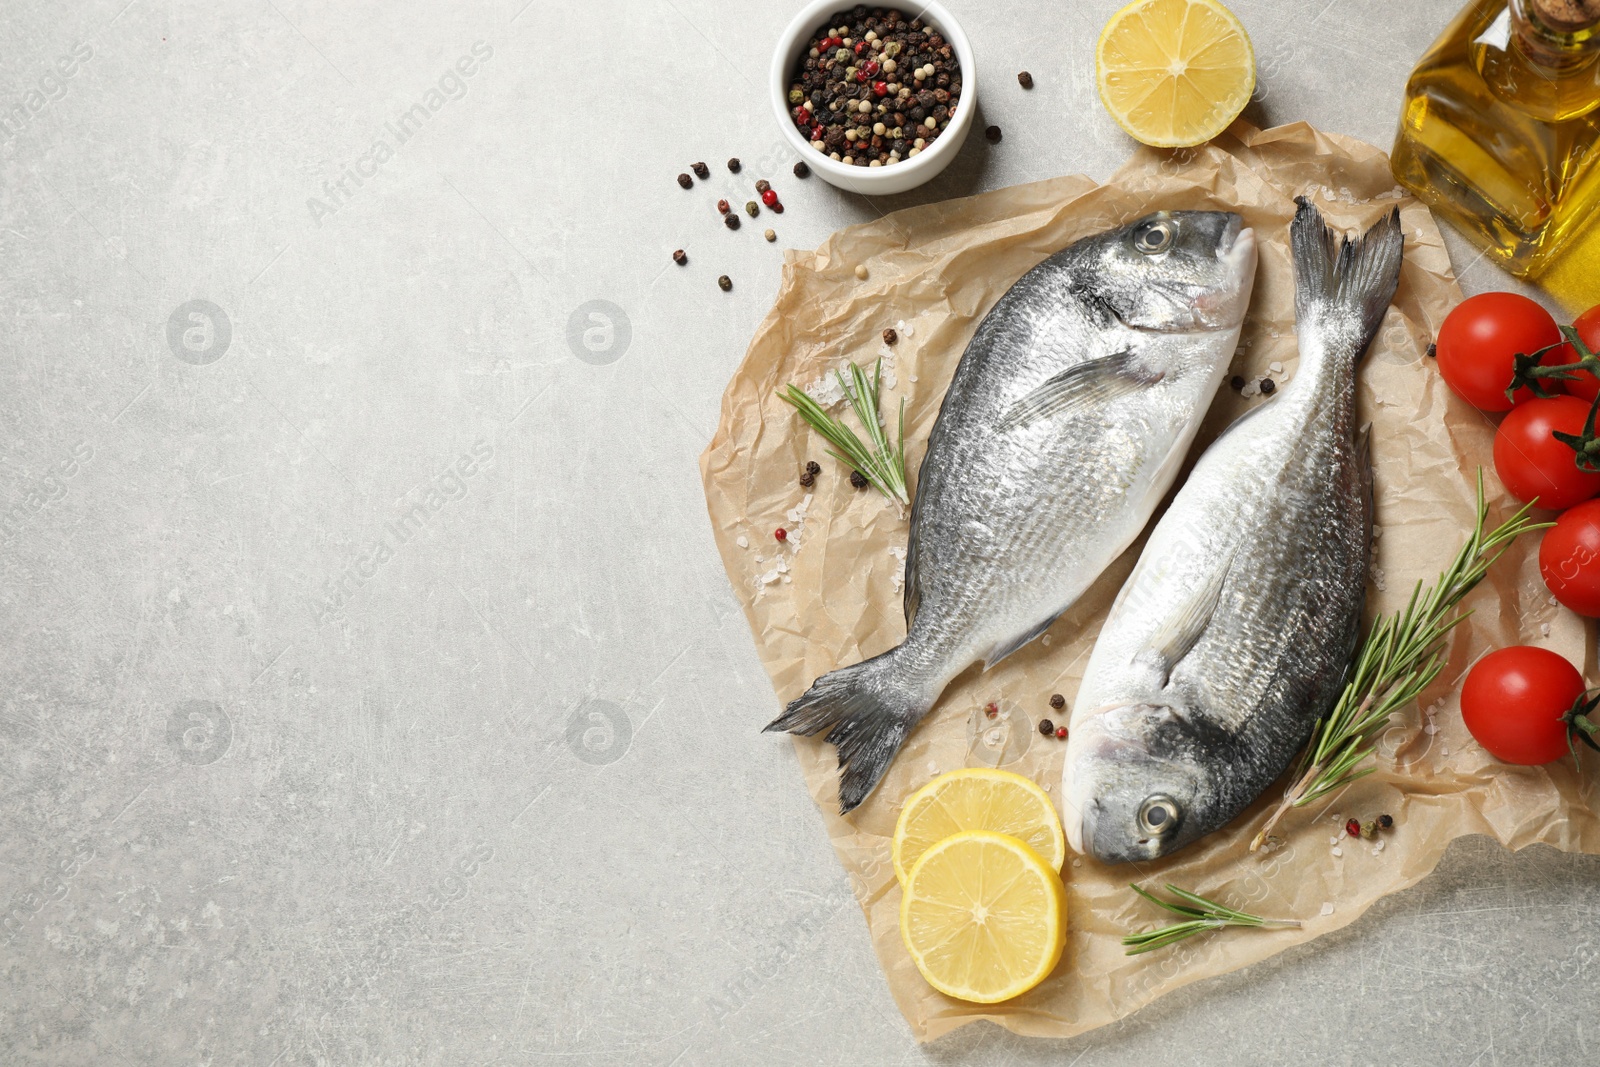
[
  {"left": 1460, "top": 646, "right": 1584, "bottom": 765},
  {"left": 1560, "top": 304, "right": 1600, "bottom": 403},
  {"left": 1493, "top": 395, "right": 1600, "bottom": 510},
  {"left": 1539, "top": 499, "right": 1600, "bottom": 616},
  {"left": 1435, "top": 292, "right": 1563, "bottom": 411}
]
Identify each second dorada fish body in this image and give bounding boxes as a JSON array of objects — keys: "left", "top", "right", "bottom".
[
  {"left": 769, "top": 211, "right": 1258, "bottom": 813},
  {"left": 1062, "top": 200, "right": 1405, "bottom": 863}
]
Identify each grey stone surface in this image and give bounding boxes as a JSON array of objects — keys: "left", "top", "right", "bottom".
[{"left": 1, "top": 0, "right": 1595, "bottom": 1064}]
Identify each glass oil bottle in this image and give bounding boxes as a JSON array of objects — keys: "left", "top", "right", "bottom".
[{"left": 1391, "top": 0, "right": 1600, "bottom": 283}]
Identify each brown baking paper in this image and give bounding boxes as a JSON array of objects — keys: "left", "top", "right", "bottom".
[{"left": 697, "top": 120, "right": 1599, "bottom": 1042}]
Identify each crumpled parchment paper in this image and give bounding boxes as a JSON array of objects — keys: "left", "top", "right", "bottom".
[{"left": 697, "top": 120, "right": 1597, "bottom": 1042}]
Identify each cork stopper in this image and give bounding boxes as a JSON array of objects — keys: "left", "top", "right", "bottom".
[{"left": 1531, "top": 0, "right": 1600, "bottom": 28}]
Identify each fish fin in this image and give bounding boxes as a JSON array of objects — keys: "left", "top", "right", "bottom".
[
  {"left": 1144, "top": 553, "right": 1234, "bottom": 682},
  {"left": 998, "top": 350, "right": 1163, "bottom": 431},
  {"left": 1291, "top": 197, "right": 1405, "bottom": 360},
  {"left": 903, "top": 490, "right": 924, "bottom": 626},
  {"left": 982, "top": 612, "right": 1062, "bottom": 670},
  {"left": 764, "top": 649, "right": 933, "bottom": 814}
]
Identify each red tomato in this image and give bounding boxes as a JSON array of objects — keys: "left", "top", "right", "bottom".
[
  {"left": 1435, "top": 292, "right": 1563, "bottom": 410},
  {"left": 1539, "top": 499, "right": 1600, "bottom": 616},
  {"left": 1460, "top": 646, "right": 1584, "bottom": 765},
  {"left": 1561, "top": 305, "right": 1600, "bottom": 403},
  {"left": 1493, "top": 395, "right": 1600, "bottom": 509}
]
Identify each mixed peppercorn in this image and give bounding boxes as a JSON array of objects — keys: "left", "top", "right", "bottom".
[{"left": 787, "top": 6, "right": 963, "bottom": 169}]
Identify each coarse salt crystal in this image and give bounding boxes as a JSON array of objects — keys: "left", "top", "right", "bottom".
[
  {"left": 1320, "top": 902, "right": 1335, "bottom": 916},
  {"left": 1072, "top": 857, "right": 1083, "bottom": 868},
  {"left": 737, "top": 536, "right": 749, "bottom": 548},
  {"left": 762, "top": 569, "right": 781, "bottom": 584},
  {"left": 1374, "top": 839, "right": 1385, "bottom": 852},
  {"left": 1330, "top": 835, "right": 1340, "bottom": 845},
  {"left": 1269, "top": 361, "right": 1284, "bottom": 374},
  {"left": 1541, "top": 623, "right": 1551, "bottom": 637},
  {"left": 898, "top": 320, "right": 914, "bottom": 339},
  {"left": 1424, "top": 723, "right": 1438, "bottom": 735},
  {"left": 1041, "top": 635, "right": 1052, "bottom": 646},
  {"left": 1331, "top": 846, "right": 1343, "bottom": 857},
  {"left": 926, "top": 761, "right": 938, "bottom": 775},
  {"left": 1242, "top": 381, "right": 1260, "bottom": 398}
]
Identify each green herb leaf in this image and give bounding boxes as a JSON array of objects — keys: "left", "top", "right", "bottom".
[
  {"left": 1250, "top": 469, "right": 1549, "bottom": 850},
  {"left": 1122, "top": 883, "right": 1300, "bottom": 956},
  {"left": 780, "top": 358, "right": 911, "bottom": 506}
]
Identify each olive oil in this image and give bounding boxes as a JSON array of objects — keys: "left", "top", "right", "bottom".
[{"left": 1392, "top": 0, "right": 1600, "bottom": 282}]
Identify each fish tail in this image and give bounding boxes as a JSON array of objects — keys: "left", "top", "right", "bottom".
[
  {"left": 1290, "top": 196, "right": 1405, "bottom": 357},
  {"left": 764, "top": 648, "right": 933, "bottom": 814}
]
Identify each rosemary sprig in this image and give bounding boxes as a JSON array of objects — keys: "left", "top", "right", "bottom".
[
  {"left": 1249, "top": 470, "right": 1549, "bottom": 851},
  {"left": 1122, "top": 883, "right": 1300, "bottom": 956},
  {"left": 780, "top": 359, "right": 910, "bottom": 507}
]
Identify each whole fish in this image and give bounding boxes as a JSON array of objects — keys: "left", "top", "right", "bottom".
[
  {"left": 1061, "top": 199, "right": 1404, "bottom": 863},
  {"left": 768, "top": 210, "right": 1258, "bottom": 812}
]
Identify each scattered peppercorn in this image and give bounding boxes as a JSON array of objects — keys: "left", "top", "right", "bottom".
[
  {"left": 761, "top": 188, "right": 779, "bottom": 207},
  {"left": 984, "top": 702, "right": 998, "bottom": 718},
  {"left": 1230, "top": 374, "right": 1246, "bottom": 391},
  {"left": 985, "top": 124, "right": 1002, "bottom": 143},
  {"left": 850, "top": 469, "right": 868, "bottom": 489},
  {"left": 1055, "top": 726, "right": 1068, "bottom": 739},
  {"left": 1018, "top": 70, "right": 1034, "bottom": 89},
  {"left": 717, "top": 199, "right": 730, "bottom": 215},
  {"left": 805, "top": 460, "right": 821, "bottom": 475},
  {"left": 764, "top": 228, "right": 777, "bottom": 242},
  {"left": 1039, "top": 718, "right": 1055, "bottom": 737},
  {"left": 1049, "top": 693, "right": 1065, "bottom": 710},
  {"left": 672, "top": 249, "right": 687, "bottom": 265},
  {"left": 728, "top": 157, "right": 742, "bottom": 172},
  {"left": 799, "top": 470, "right": 816, "bottom": 488},
  {"left": 770, "top": 201, "right": 784, "bottom": 214},
  {"left": 774, "top": 527, "right": 788, "bottom": 542},
  {"left": 677, "top": 172, "right": 694, "bottom": 189},
  {"left": 1426, "top": 343, "right": 1437, "bottom": 358},
  {"left": 855, "top": 264, "right": 869, "bottom": 280},
  {"left": 724, "top": 214, "right": 741, "bottom": 230},
  {"left": 745, "top": 200, "right": 760, "bottom": 217},
  {"left": 794, "top": 160, "right": 811, "bottom": 178},
  {"left": 718, "top": 275, "right": 732, "bottom": 291},
  {"left": 1378, "top": 813, "right": 1394, "bottom": 829},
  {"left": 882, "top": 327, "right": 898, "bottom": 345},
  {"left": 756, "top": 179, "right": 771, "bottom": 193},
  {"left": 1260, "top": 377, "right": 1276, "bottom": 395},
  {"left": 692, "top": 162, "right": 710, "bottom": 179},
  {"left": 1346, "top": 818, "right": 1361, "bottom": 838}
]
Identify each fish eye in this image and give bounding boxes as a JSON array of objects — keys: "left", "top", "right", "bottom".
[
  {"left": 1133, "top": 219, "right": 1174, "bottom": 255},
  {"left": 1138, "top": 794, "right": 1180, "bottom": 835}
]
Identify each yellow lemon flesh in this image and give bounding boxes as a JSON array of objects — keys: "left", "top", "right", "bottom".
[
  {"left": 899, "top": 831, "right": 1067, "bottom": 1004},
  {"left": 1096, "top": 0, "right": 1256, "bottom": 148},
  {"left": 892, "top": 767, "right": 1066, "bottom": 885}
]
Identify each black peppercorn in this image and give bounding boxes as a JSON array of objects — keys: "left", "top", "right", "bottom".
[
  {"left": 985, "top": 125, "right": 1002, "bottom": 143},
  {"left": 850, "top": 470, "right": 868, "bottom": 489},
  {"left": 1260, "top": 377, "right": 1276, "bottom": 395},
  {"left": 717, "top": 275, "right": 732, "bottom": 291},
  {"left": 677, "top": 173, "right": 693, "bottom": 189},
  {"left": 727, "top": 157, "right": 741, "bottom": 172},
  {"left": 692, "top": 162, "right": 710, "bottom": 179},
  {"left": 1378, "top": 813, "right": 1394, "bottom": 830},
  {"left": 1038, "top": 718, "right": 1055, "bottom": 737},
  {"left": 1018, "top": 70, "right": 1034, "bottom": 89},
  {"left": 724, "top": 213, "right": 740, "bottom": 230},
  {"left": 805, "top": 460, "right": 821, "bottom": 475},
  {"left": 882, "top": 328, "right": 897, "bottom": 345},
  {"left": 1230, "top": 374, "right": 1246, "bottom": 390},
  {"left": 799, "top": 471, "right": 816, "bottom": 488},
  {"left": 756, "top": 179, "right": 771, "bottom": 193},
  {"left": 1049, "top": 693, "right": 1065, "bottom": 710},
  {"left": 794, "top": 160, "right": 811, "bottom": 178},
  {"left": 672, "top": 249, "right": 687, "bottom": 265},
  {"left": 1426, "top": 343, "right": 1437, "bottom": 358}
]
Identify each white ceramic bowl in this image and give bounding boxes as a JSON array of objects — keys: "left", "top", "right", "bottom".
[{"left": 770, "top": 0, "right": 977, "bottom": 196}]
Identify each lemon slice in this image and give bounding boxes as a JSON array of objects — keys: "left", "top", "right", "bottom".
[
  {"left": 1096, "top": 0, "right": 1256, "bottom": 148},
  {"left": 899, "top": 831, "right": 1067, "bottom": 1003},
  {"left": 892, "top": 768, "right": 1065, "bottom": 885}
]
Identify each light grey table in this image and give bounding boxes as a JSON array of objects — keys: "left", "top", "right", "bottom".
[{"left": 2, "top": 1, "right": 1594, "bottom": 1064}]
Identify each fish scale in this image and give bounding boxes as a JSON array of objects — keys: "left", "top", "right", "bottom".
[
  {"left": 767, "top": 210, "right": 1259, "bottom": 813},
  {"left": 1062, "top": 199, "right": 1405, "bottom": 863}
]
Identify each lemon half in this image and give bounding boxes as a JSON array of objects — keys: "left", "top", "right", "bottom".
[
  {"left": 892, "top": 767, "right": 1066, "bottom": 885},
  {"left": 1096, "top": 0, "right": 1256, "bottom": 148},
  {"left": 899, "top": 831, "right": 1067, "bottom": 1003}
]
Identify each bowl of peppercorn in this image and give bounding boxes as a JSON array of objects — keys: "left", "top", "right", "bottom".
[{"left": 772, "top": 1, "right": 977, "bottom": 196}]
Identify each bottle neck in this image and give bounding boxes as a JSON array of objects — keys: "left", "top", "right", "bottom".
[{"left": 1513, "top": 0, "right": 1600, "bottom": 68}]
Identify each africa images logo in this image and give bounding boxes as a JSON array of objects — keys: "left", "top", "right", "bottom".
[
  {"left": 313, "top": 439, "right": 494, "bottom": 624},
  {"left": 306, "top": 42, "right": 494, "bottom": 227}
]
